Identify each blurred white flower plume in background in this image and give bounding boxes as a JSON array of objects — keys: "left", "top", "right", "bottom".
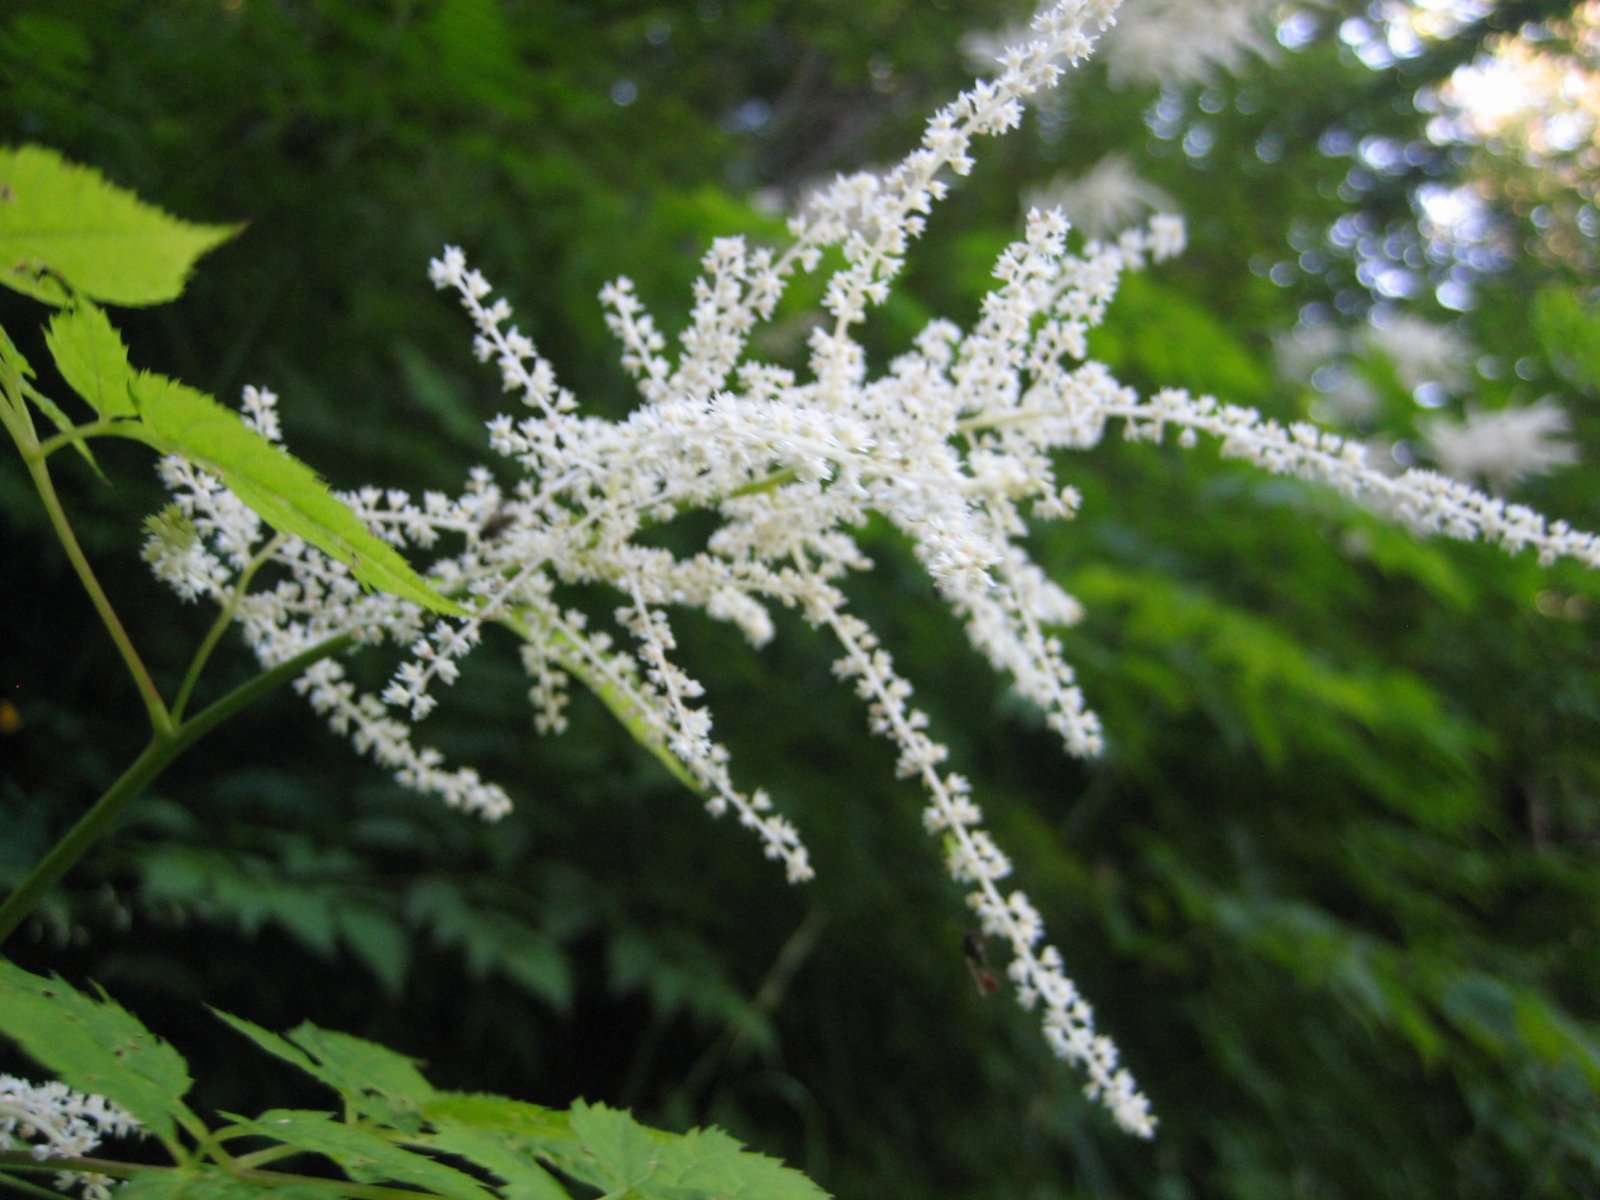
[{"left": 1424, "top": 399, "right": 1579, "bottom": 492}]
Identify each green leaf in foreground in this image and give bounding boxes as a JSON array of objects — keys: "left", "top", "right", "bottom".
[
  {"left": 225, "top": 1110, "right": 494, "bottom": 1200},
  {"left": 422, "top": 1093, "right": 828, "bottom": 1200},
  {"left": 213, "top": 1009, "right": 435, "bottom": 1128},
  {"left": 0, "top": 958, "right": 195, "bottom": 1145},
  {"left": 0, "top": 144, "right": 241, "bottom": 306},
  {"left": 45, "top": 300, "right": 136, "bottom": 418},
  {"left": 128, "top": 371, "right": 466, "bottom": 616},
  {"left": 0, "top": 318, "right": 103, "bottom": 476},
  {"left": 424, "top": 1125, "right": 571, "bottom": 1200},
  {"left": 554, "top": 1101, "right": 830, "bottom": 1200},
  {"left": 420, "top": 1092, "right": 572, "bottom": 1142},
  {"left": 209, "top": 1009, "right": 319, "bottom": 1077},
  {"left": 0, "top": 320, "right": 35, "bottom": 383}
]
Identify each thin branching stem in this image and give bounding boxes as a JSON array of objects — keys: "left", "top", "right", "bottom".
[
  {"left": 172, "top": 533, "right": 285, "bottom": 721},
  {"left": 1, "top": 377, "right": 173, "bottom": 736},
  {"left": 0, "top": 631, "right": 355, "bottom": 945}
]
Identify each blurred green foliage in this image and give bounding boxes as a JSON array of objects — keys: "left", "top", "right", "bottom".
[{"left": 2, "top": 1, "right": 1598, "bottom": 1197}]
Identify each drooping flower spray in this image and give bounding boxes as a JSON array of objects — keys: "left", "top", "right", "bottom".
[{"left": 145, "top": 0, "right": 1599, "bottom": 1137}]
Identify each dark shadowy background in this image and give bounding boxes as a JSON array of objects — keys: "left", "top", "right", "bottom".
[{"left": 3, "top": 2, "right": 1599, "bottom": 1196}]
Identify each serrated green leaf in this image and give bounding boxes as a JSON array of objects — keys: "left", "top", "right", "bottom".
[
  {"left": 651, "top": 1125, "right": 830, "bottom": 1200},
  {"left": 550, "top": 1102, "right": 830, "bottom": 1200},
  {"left": 425, "top": 1125, "right": 572, "bottom": 1200},
  {"left": 0, "top": 959, "right": 194, "bottom": 1144},
  {"left": 555, "top": 1102, "right": 663, "bottom": 1195},
  {"left": 16, "top": 376, "right": 105, "bottom": 478},
  {"left": 286, "top": 1023, "right": 436, "bottom": 1112},
  {"left": 127, "top": 371, "right": 466, "bottom": 616},
  {"left": 421, "top": 1092, "right": 572, "bottom": 1142},
  {"left": 120, "top": 1167, "right": 325, "bottom": 1200},
  {"left": 211, "top": 1008, "right": 322, "bottom": 1077},
  {"left": 214, "top": 1012, "right": 436, "bottom": 1128},
  {"left": 44, "top": 300, "right": 135, "bottom": 417},
  {"left": 0, "top": 320, "right": 34, "bottom": 379},
  {"left": 0, "top": 144, "right": 241, "bottom": 306},
  {"left": 227, "top": 1110, "right": 494, "bottom": 1200},
  {"left": 0, "top": 321, "right": 93, "bottom": 472}
]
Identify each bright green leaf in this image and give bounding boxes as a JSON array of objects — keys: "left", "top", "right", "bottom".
[
  {"left": 20, "top": 375, "right": 105, "bottom": 477},
  {"left": 44, "top": 300, "right": 135, "bottom": 418},
  {"left": 0, "top": 959, "right": 194, "bottom": 1144},
  {"left": 552, "top": 1102, "right": 829, "bottom": 1200},
  {"left": 128, "top": 371, "right": 466, "bottom": 616},
  {"left": 1, "top": 318, "right": 103, "bottom": 477},
  {"left": 561, "top": 1101, "right": 662, "bottom": 1194},
  {"left": 211, "top": 1009, "right": 321, "bottom": 1077},
  {"left": 650, "top": 1124, "right": 831, "bottom": 1200},
  {"left": 0, "top": 144, "right": 241, "bottom": 306},
  {"left": 0, "top": 320, "right": 34, "bottom": 380},
  {"left": 214, "top": 1012, "right": 435, "bottom": 1128},
  {"left": 286, "top": 1023, "right": 436, "bottom": 1112}
]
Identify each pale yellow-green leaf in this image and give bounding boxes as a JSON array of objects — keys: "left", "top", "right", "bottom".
[
  {"left": 23, "top": 375, "right": 106, "bottom": 478},
  {"left": 0, "top": 319, "right": 35, "bottom": 380},
  {"left": 129, "top": 371, "right": 467, "bottom": 616},
  {"left": 0, "top": 144, "right": 242, "bottom": 306},
  {"left": 45, "top": 299, "right": 136, "bottom": 417},
  {"left": 0, "top": 317, "right": 102, "bottom": 475}
]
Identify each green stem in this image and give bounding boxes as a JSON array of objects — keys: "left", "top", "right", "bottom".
[
  {"left": 726, "top": 466, "right": 793, "bottom": 501},
  {"left": 4, "top": 394, "right": 172, "bottom": 736},
  {"left": 0, "top": 631, "right": 355, "bottom": 946},
  {"left": 501, "top": 606, "right": 702, "bottom": 795},
  {"left": 172, "top": 534, "right": 284, "bottom": 721},
  {"left": 35, "top": 416, "right": 120, "bottom": 459},
  {"left": 0, "top": 1166, "right": 66, "bottom": 1199},
  {"left": 0, "top": 1154, "right": 444, "bottom": 1200},
  {"left": 227, "top": 1143, "right": 305, "bottom": 1171}
]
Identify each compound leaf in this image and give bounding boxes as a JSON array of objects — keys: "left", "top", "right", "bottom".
[
  {"left": 424, "top": 1125, "right": 571, "bottom": 1200},
  {"left": 0, "top": 959, "right": 195, "bottom": 1145},
  {"left": 556, "top": 1101, "right": 830, "bottom": 1200},
  {"left": 227, "top": 1109, "right": 493, "bottom": 1200}
]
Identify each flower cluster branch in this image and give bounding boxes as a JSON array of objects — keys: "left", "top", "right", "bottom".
[{"left": 142, "top": 0, "right": 1598, "bottom": 1138}]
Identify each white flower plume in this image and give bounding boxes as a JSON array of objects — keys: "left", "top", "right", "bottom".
[
  {"left": 1365, "top": 312, "right": 1473, "bottom": 392},
  {"left": 145, "top": 0, "right": 1599, "bottom": 1139},
  {"left": 1025, "top": 152, "right": 1177, "bottom": 240},
  {"left": 1423, "top": 399, "right": 1580, "bottom": 492},
  {"left": 965, "top": 0, "right": 1286, "bottom": 88},
  {"left": 1101, "top": 0, "right": 1281, "bottom": 86}
]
